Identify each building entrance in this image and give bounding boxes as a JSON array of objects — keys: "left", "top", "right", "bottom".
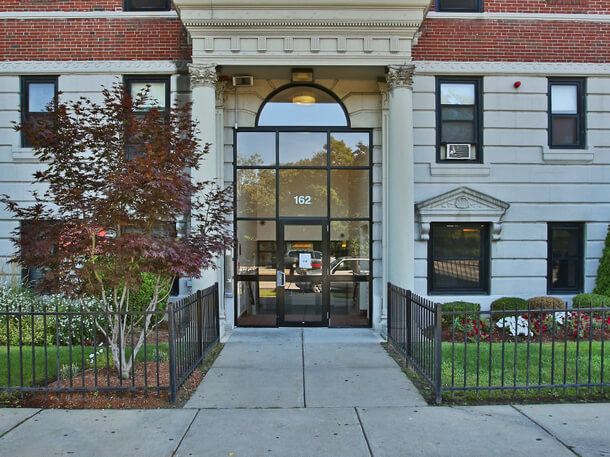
[{"left": 234, "top": 84, "right": 372, "bottom": 327}]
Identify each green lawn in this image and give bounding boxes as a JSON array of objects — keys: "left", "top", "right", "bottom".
[
  {"left": 441, "top": 341, "right": 609, "bottom": 399},
  {"left": 0, "top": 344, "right": 169, "bottom": 388}
]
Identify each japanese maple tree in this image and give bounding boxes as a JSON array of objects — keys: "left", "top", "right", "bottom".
[{"left": 2, "top": 82, "right": 232, "bottom": 377}]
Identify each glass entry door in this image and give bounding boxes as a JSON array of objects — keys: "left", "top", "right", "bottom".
[{"left": 278, "top": 220, "right": 329, "bottom": 326}]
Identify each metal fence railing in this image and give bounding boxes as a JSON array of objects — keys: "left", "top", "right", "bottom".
[
  {"left": 387, "top": 282, "right": 609, "bottom": 404},
  {"left": 0, "top": 284, "right": 219, "bottom": 404}
]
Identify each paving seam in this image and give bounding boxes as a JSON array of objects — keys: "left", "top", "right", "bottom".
[
  {"left": 510, "top": 405, "right": 581, "bottom": 457},
  {"left": 301, "top": 328, "right": 306, "bottom": 408},
  {"left": 0, "top": 408, "right": 42, "bottom": 439},
  {"left": 354, "top": 407, "right": 375, "bottom": 457},
  {"left": 170, "top": 409, "right": 200, "bottom": 457}
]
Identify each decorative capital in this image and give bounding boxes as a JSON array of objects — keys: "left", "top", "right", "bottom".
[
  {"left": 188, "top": 63, "right": 218, "bottom": 88},
  {"left": 386, "top": 64, "right": 415, "bottom": 90}
]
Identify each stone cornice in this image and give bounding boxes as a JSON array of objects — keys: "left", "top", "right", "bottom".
[
  {"left": 183, "top": 20, "right": 422, "bottom": 28},
  {"left": 426, "top": 11, "right": 610, "bottom": 23},
  {"left": 0, "top": 60, "right": 188, "bottom": 75},
  {"left": 413, "top": 61, "right": 610, "bottom": 76}
]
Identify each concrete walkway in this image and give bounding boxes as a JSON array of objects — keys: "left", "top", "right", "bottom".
[{"left": 1, "top": 328, "right": 609, "bottom": 457}]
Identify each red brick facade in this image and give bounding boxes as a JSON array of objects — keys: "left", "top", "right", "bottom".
[
  {"left": 413, "top": 19, "right": 610, "bottom": 62},
  {"left": 0, "top": 1, "right": 123, "bottom": 12},
  {"left": 0, "top": 18, "right": 190, "bottom": 61},
  {"left": 431, "top": 0, "right": 610, "bottom": 14}
]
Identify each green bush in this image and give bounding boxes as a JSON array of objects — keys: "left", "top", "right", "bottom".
[
  {"left": 490, "top": 297, "right": 529, "bottom": 312},
  {"left": 572, "top": 293, "right": 609, "bottom": 309},
  {"left": 441, "top": 301, "right": 480, "bottom": 328},
  {"left": 527, "top": 296, "right": 565, "bottom": 310},
  {"left": 129, "top": 272, "right": 172, "bottom": 313},
  {"left": 594, "top": 226, "right": 610, "bottom": 297}
]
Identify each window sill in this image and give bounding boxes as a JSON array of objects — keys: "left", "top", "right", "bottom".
[
  {"left": 429, "top": 163, "right": 490, "bottom": 177},
  {"left": 542, "top": 146, "right": 594, "bottom": 164},
  {"left": 12, "top": 147, "right": 38, "bottom": 162}
]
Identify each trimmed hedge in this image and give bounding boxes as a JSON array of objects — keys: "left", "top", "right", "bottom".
[
  {"left": 572, "top": 293, "right": 609, "bottom": 309},
  {"left": 441, "top": 301, "right": 480, "bottom": 328},
  {"left": 527, "top": 296, "right": 565, "bottom": 310},
  {"left": 490, "top": 297, "right": 529, "bottom": 312}
]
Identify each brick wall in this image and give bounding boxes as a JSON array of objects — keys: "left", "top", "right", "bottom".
[
  {"left": 0, "top": 18, "right": 190, "bottom": 61},
  {"left": 0, "top": 1, "right": 123, "bottom": 12},
  {"left": 430, "top": 0, "right": 610, "bottom": 14},
  {"left": 413, "top": 19, "right": 610, "bottom": 62}
]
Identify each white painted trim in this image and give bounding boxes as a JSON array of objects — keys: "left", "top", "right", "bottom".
[
  {"left": 0, "top": 11, "right": 178, "bottom": 20},
  {"left": 0, "top": 61, "right": 188, "bottom": 75},
  {"left": 414, "top": 61, "right": 610, "bottom": 76},
  {"left": 541, "top": 146, "right": 595, "bottom": 164},
  {"left": 426, "top": 11, "right": 610, "bottom": 23}
]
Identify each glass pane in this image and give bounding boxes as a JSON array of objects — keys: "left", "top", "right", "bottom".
[
  {"left": 330, "top": 170, "right": 369, "bottom": 218},
  {"left": 441, "top": 121, "right": 474, "bottom": 143},
  {"left": 330, "top": 221, "right": 370, "bottom": 264},
  {"left": 330, "top": 133, "right": 369, "bottom": 166},
  {"left": 551, "top": 260, "right": 578, "bottom": 290},
  {"left": 237, "top": 220, "right": 276, "bottom": 275},
  {"left": 433, "top": 259, "right": 481, "bottom": 289},
  {"left": 551, "top": 85, "right": 577, "bottom": 114},
  {"left": 237, "top": 169, "right": 276, "bottom": 218},
  {"left": 439, "top": 0, "right": 477, "bottom": 9},
  {"left": 440, "top": 83, "right": 475, "bottom": 105},
  {"left": 279, "top": 169, "right": 327, "bottom": 217},
  {"left": 28, "top": 83, "right": 55, "bottom": 112},
  {"left": 258, "top": 86, "right": 348, "bottom": 127},
  {"left": 284, "top": 280, "right": 323, "bottom": 323},
  {"left": 236, "top": 280, "right": 277, "bottom": 326},
  {"left": 552, "top": 117, "right": 577, "bottom": 146},
  {"left": 442, "top": 106, "right": 474, "bottom": 121},
  {"left": 330, "top": 281, "right": 369, "bottom": 326},
  {"left": 279, "top": 132, "right": 327, "bottom": 166},
  {"left": 130, "top": 81, "right": 167, "bottom": 109},
  {"left": 237, "top": 131, "right": 275, "bottom": 166},
  {"left": 552, "top": 228, "right": 579, "bottom": 258},
  {"left": 129, "top": 0, "right": 168, "bottom": 9}
]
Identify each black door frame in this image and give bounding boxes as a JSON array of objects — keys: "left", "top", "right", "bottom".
[{"left": 277, "top": 219, "right": 330, "bottom": 327}]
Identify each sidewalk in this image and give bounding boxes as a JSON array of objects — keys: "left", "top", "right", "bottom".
[{"left": 1, "top": 328, "right": 608, "bottom": 457}]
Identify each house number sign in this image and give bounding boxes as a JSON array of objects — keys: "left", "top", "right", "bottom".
[{"left": 293, "top": 195, "right": 312, "bottom": 205}]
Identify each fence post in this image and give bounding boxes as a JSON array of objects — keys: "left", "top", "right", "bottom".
[
  {"left": 214, "top": 283, "right": 220, "bottom": 341},
  {"left": 167, "top": 301, "right": 177, "bottom": 404},
  {"left": 434, "top": 302, "right": 442, "bottom": 404},
  {"left": 406, "top": 289, "right": 412, "bottom": 358},
  {"left": 387, "top": 282, "right": 391, "bottom": 341},
  {"left": 197, "top": 289, "right": 203, "bottom": 357}
]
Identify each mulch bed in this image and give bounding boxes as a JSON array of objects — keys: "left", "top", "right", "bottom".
[{"left": 10, "top": 344, "right": 222, "bottom": 409}]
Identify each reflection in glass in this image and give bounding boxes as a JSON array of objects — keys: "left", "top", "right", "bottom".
[
  {"left": 551, "top": 260, "right": 578, "bottom": 289},
  {"left": 284, "top": 278, "right": 323, "bottom": 323},
  {"left": 279, "top": 132, "right": 327, "bottom": 166},
  {"left": 330, "top": 170, "right": 369, "bottom": 218},
  {"left": 129, "top": 81, "right": 167, "bottom": 109},
  {"left": 237, "top": 169, "right": 276, "bottom": 218},
  {"left": 28, "top": 83, "right": 55, "bottom": 112},
  {"left": 236, "top": 280, "right": 277, "bottom": 326},
  {"left": 551, "top": 117, "right": 577, "bottom": 146},
  {"left": 330, "top": 133, "right": 369, "bottom": 166},
  {"left": 551, "top": 228, "right": 579, "bottom": 257},
  {"left": 440, "top": 83, "right": 475, "bottom": 105},
  {"left": 237, "top": 131, "right": 275, "bottom": 166},
  {"left": 237, "top": 220, "right": 276, "bottom": 275},
  {"left": 279, "top": 169, "right": 327, "bottom": 217},
  {"left": 551, "top": 85, "right": 578, "bottom": 114},
  {"left": 330, "top": 281, "right": 369, "bottom": 326},
  {"left": 330, "top": 221, "right": 370, "bottom": 260},
  {"left": 257, "top": 85, "right": 348, "bottom": 127}
]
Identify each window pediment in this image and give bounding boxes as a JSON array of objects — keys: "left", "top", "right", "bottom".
[{"left": 415, "top": 187, "right": 509, "bottom": 241}]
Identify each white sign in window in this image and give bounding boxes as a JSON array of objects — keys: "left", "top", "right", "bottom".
[{"left": 299, "top": 253, "right": 312, "bottom": 269}]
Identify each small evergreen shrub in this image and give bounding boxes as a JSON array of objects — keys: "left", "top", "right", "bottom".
[
  {"left": 593, "top": 226, "right": 610, "bottom": 297},
  {"left": 441, "top": 301, "right": 480, "bottom": 328},
  {"left": 527, "top": 296, "right": 565, "bottom": 310},
  {"left": 490, "top": 297, "right": 529, "bottom": 312},
  {"left": 572, "top": 293, "right": 609, "bottom": 309}
]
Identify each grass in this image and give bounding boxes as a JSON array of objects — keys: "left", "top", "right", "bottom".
[
  {"left": 441, "top": 341, "right": 609, "bottom": 401},
  {"left": 0, "top": 343, "right": 170, "bottom": 388}
]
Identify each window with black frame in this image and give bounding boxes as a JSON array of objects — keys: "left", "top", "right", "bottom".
[
  {"left": 428, "top": 223, "right": 489, "bottom": 294},
  {"left": 124, "top": 0, "right": 170, "bottom": 11},
  {"left": 437, "top": 0, "right": 482, "bottom": 12},
  {"left": 437, "top": 78, "right": 482, "bottom": 162},
  {"left": 547, "top": 223, "right": 584, "bottom": 294},
  {"left": 21, "top": 76, "right": 58, "bottom": 148},
  {"left": 548, "top": 79, "right": 585, "bottom": 149}
]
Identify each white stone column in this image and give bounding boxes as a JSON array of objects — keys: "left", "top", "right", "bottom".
[
  {"left": 386, "top": 64, "right": 415, "bottom": 290},
  {"left": 188, "top": 63, "right": 220, "bottom": 293}
]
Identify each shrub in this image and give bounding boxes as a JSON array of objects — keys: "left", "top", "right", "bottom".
[
  {"left": 527, "top": 296, "right": 565, "bottom": 310},
  {"left": 129, "top": 272, "right": 171, "bottom": 313},
  {"left": 572, "top": 293, "right": 609, "bottom": 309},
  {"left": 490, "top": 297, "right": 529, "bottom": 313},
  {"left": 59, "top": 363, "right": 80, "bottom": 380},
  {"left": 441, "top": 301, "right": 480, "bottom": 328},
  {"left": 594, "top": 226, "right": 610, "bottom": 297}
]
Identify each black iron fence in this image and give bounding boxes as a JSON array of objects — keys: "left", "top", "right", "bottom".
[
  {"left": 387, "top": 283, "right": 609, "bottom": 404},
  {"left": 0, "top": 284, "right": 219, "bottom": 404}
]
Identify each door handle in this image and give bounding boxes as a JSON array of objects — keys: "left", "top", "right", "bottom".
[{"left": 276, "top": 271, "right": 286, "bottom": 287}]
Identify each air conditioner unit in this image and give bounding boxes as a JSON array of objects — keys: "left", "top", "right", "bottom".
[
  {"left": 232, "top": 75, "right": 254, "bottom": 87},
  {"left": 446, "top": 143, "right": 474, "bottom": 160}
]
